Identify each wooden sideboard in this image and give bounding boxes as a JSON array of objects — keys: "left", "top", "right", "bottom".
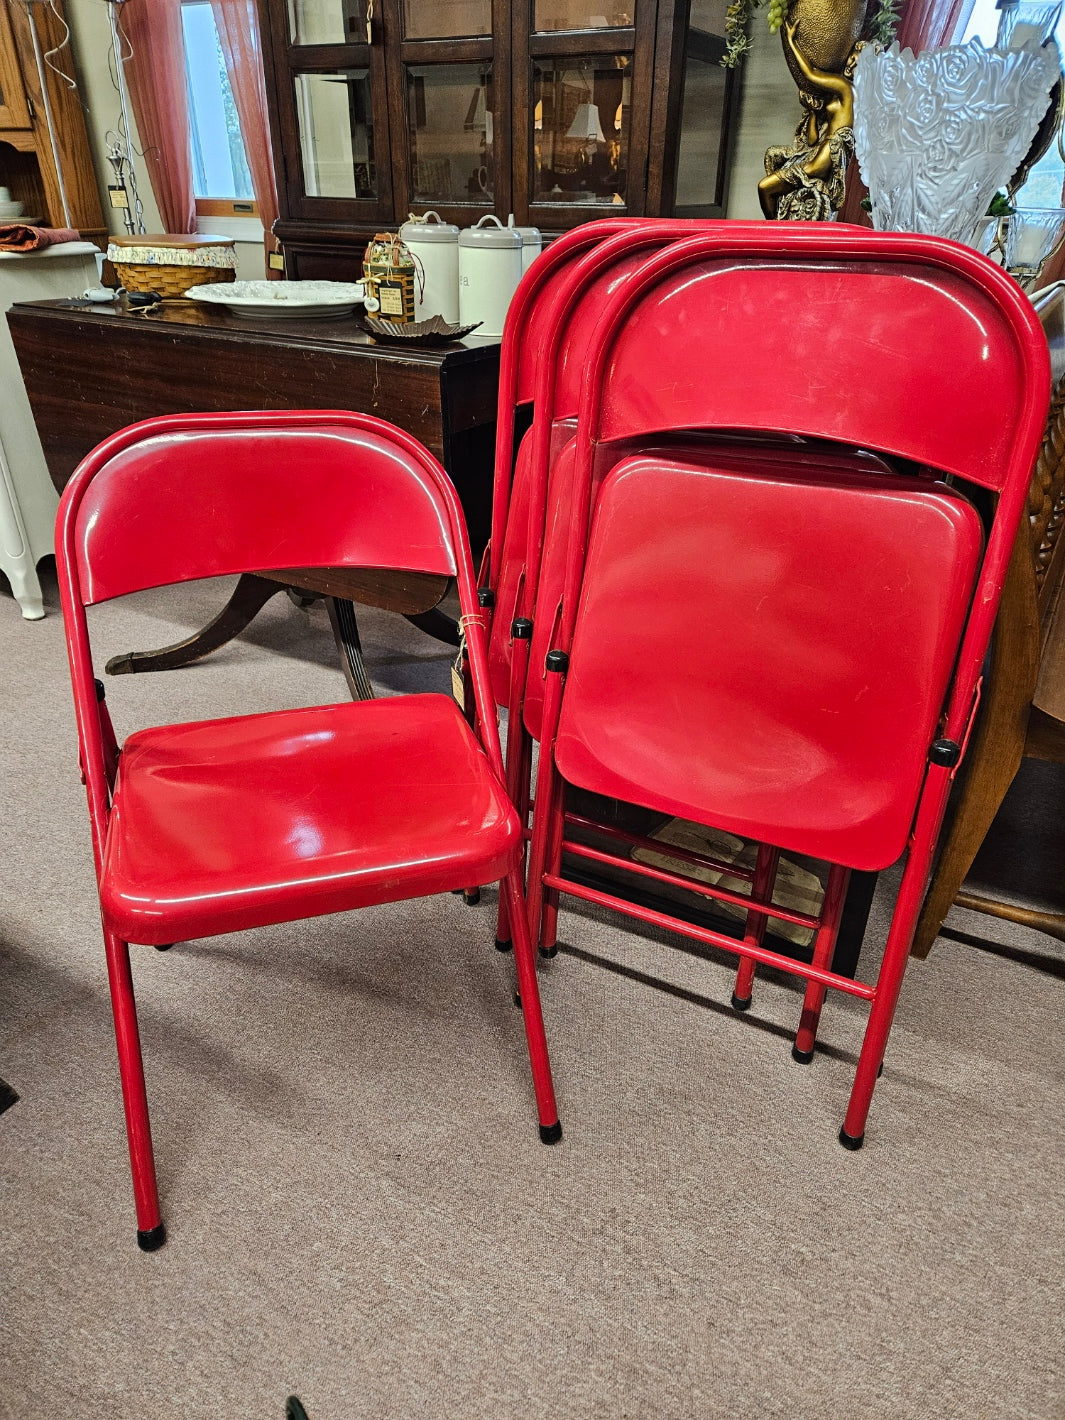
[
  {"left": 8, "top": 295, "right": 501, "bottom": 679},
  {"left": 7, "top": 296, "right": 500, "bottom": 550}
]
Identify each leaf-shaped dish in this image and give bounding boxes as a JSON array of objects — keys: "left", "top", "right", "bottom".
[{"left": 362, "top": 315, "right": 483, "bottom": 345}]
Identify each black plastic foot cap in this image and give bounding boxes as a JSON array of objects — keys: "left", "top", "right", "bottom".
[
  {"left": 539, "top": 1120, "right": 562, "bottom": 1145},
  {"left": 791, "top": 1043, "right": 814, "bottom": 1065},
  {"left": 513, "top": 990, "right": 522, "bottom": 1009},
  {"left": 838, "top": 1127, "right": 864, "bottom": 1152},
  {"left": 137, "top": 1222, "right": 167, "bottom": 1252},
  {"left": 731, "top": 992, "right": 752, "bottom": 1012},
  {"left": 539, "top": 943, "right": 558, "bottom": 959},
  {"left": 154, "top": 943, "right": 175, "bottom": 952},
  {"left": 463, "top": 888, "right": 481, "bottom": 906},
  {"left": 495, "top": 937, "right": 513, "bottom": 953}
]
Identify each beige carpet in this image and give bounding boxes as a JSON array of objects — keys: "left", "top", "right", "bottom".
[{"left": 0, "top": 568, "right": 1062, "bottom": 1420}]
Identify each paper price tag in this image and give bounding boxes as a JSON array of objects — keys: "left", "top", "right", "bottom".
[{"left": 451, "top": 637, "right": 466, "bottom": 711}]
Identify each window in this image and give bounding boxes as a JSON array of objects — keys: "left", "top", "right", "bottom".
[{"left": 181, "top": 1, "right": 257, "bottom": 216}]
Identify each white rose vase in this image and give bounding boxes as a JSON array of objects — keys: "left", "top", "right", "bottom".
[{"left": 853, "top": 39, "right": 1061, "bottom": 247}]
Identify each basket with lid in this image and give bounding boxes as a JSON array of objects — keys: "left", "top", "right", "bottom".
[
  {"left": 363, "top": 233, "right": 417, "bottom": 323},
  {"left": 106, "top": 233, "right": 237, "bottom": 298}
]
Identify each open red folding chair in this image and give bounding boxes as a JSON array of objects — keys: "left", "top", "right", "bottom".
[
  {"left": 523, "top": 226, "right": 1049, "bottom": 1147},
  {"left": 56, "top": 410, "right": 560, "bottom": 1251}
]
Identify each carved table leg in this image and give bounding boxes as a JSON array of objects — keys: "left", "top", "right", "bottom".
[
  {"left": 105, "top": 574, "right": 286, "bottom": 676},
  {"left": 326, "top": 597, "right": 375, "bottom": 701},
  {"left": 403, "top": 607, "right": 461, "bottom": 647}
]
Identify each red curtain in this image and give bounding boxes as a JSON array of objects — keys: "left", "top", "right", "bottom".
[
  {"left": 210, "top": 0, "right": 281, "bottom": 261},
  {"left": 121, "top": 0, "right": 196, "bottom": 234},
  {"left": 895, "top": 0, "right": 975, "bottom": 54},
  {"left": 839, "top": 0, "right": 976, "bottom": 225}
]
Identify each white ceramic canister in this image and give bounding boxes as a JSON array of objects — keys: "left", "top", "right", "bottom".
[
  {"left": 398, "top": 211, "right": 459, "bottom": 322},
  {"left": 458, "top": 214, "right": 523, "bottom": 339},
  {"left": 508, "top": 215, "right": 542, "bottom": 275}
]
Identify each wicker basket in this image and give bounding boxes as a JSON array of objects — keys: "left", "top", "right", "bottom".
[
  {"left": 114, "top": 262, "right": 236, "bottom": 298},
  {"left": 106, "top": 234, "right": 237, "bottom": 299}
]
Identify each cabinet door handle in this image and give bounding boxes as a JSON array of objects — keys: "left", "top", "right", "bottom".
[{"left": 366, "top": 0, "right": 374, "bottom": 43}]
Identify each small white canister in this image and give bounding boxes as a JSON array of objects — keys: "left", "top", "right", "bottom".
[
  {"left": 459, "top": 214, "right": 523, "bottom": 339},
  {"left": 399, "top": 211, "right": 459, "bottom": 322},
  {"left": 508, "top": 215, "right": 542, "bottom": 275}
]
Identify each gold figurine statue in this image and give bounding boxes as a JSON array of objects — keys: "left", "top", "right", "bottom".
[{"left": 759, "top": 0, "right": 865, "bottom": 221}]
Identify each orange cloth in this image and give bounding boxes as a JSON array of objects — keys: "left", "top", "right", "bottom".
[{"left": 0, "top": 224, "right": 81, "bottom": 253}]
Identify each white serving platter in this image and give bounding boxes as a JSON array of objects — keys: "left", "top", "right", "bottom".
[{"left": 186, "top": 279, "right": 378, "bottom": 319}]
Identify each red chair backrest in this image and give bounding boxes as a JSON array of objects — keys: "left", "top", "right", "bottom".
[
  {"left": 555, "top": 227, "right": 1049, "bottom": 738},
  {"left": 62, "top": 411, "right": 463, "bottom": 605},
  {"left": 578, "top": 225, "right": 1045, "bottom": 490}
]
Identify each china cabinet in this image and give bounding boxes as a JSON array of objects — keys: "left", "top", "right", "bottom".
[
  {"left": 0, "top": 0, "right": 105, "bottom": 241},
  {"left": 258, "top": 0, "right": 740, "bottom": 277}
]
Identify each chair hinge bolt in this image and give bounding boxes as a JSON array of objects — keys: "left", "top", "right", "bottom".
[{"left": 929, "top": 739, "right": 961, "bottom": 767}]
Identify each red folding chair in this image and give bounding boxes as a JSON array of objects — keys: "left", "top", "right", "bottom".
[
  {"left": 490, "top": 218, "right": 890, "bottom": 968},
  {"left": 56, "top": 410, "right": 561, "bottom": 1251},
  {"left": 523, "top": 227, "right": 1049, "bottom": 1147},
  {"left": 486, "top": 217, "right": 678, "bottom": 952},
  {"left": 488, "top": 217, "right": 649, "bottom": 596}
]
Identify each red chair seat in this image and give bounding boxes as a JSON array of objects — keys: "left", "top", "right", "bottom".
[{"left": 101, "top": 694, "right": 521, "bottom": 945}]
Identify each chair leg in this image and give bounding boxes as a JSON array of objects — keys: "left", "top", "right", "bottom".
[
  {"left": 502, "top": 872, "right": 561, "bottom": 1143},
  {"left": 525, "top": 754, "right": 563, "bottom": 957},
  {"left": 525, "top": 656, "right": 568, "bottom": 952},
  {"left": 495, "top": 721, "right": 534, "bottom": 955},
  {"left": 496, "top": 630, "right": 534, "bottom": 954},
  {"left": 538, "top": 776, "right": 566, "bottom": 958},
  {"left": 732, "top": 844, "right": 780, "bottom": 1010},
  {"left": 840, "top": 803, "right": 944, "bottom": 1148},
  {"left": 103, "top": 932, "right": 165, "bottom": 1249},
  {"left": 494, "top": 887, "right": 513, "bottom": 952},
  {"left": 792, "top": 864, "right": 850, "bottom": 1062}
]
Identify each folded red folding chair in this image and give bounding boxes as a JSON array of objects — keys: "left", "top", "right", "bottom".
[
  {"left": 56, "top": 410, "right": 561, "bottom": 1250},
  {"left": 489, "top": 218, "right": 891, "bottom": 974},
  {"left": 523, "top": 226, "right": 1049, "bottom": 1147}
]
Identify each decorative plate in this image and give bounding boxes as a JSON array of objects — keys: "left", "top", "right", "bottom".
[
  {"left": 186, "top": 279, "right": 376, "bottom": 319},
  {"left": 362, "top": 315, "right": 483, "bottom": 345}
]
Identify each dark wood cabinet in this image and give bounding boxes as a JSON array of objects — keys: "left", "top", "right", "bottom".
[{"left": 258, "top": 0, "right": 742, "bottom": 277}]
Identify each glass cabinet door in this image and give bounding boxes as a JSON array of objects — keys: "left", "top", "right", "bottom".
[
  {"left": 646, "top": 0, "right": 736, "bottom": 217},
  {"left": 511, "top": 0, "right": 656, "bottom": 227},
  {"left": 381, "top": 0, "right": 511, "bottom": 224},
  {"left": 265, "top": 0, "right": 395, "bottom": 223},
  {"left": 261, "top": 0, "right": 744, "bottom": 263}
]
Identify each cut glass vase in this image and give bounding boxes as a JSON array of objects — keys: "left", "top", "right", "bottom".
[{"left": 853, "top": 39, "right": 1062, "bottom": 248}]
